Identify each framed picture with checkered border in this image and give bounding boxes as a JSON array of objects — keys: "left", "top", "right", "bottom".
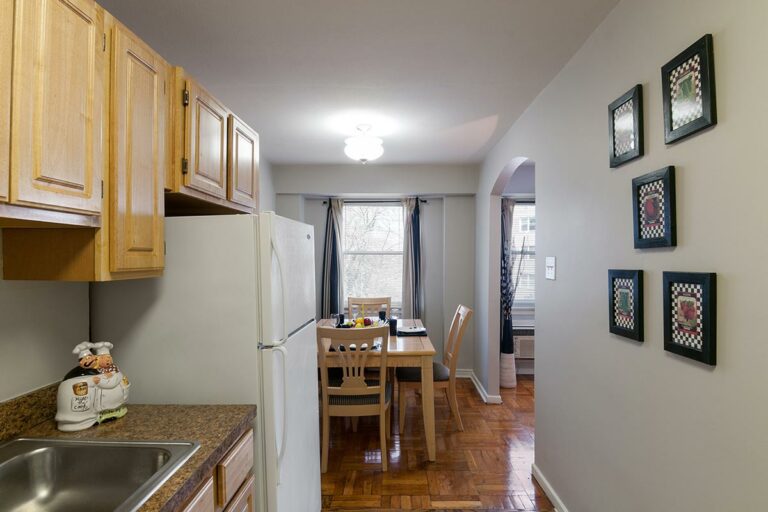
[
  {"left": 663, "top": 272, "right": 716, "bottom": 365},
  {"left": 608, "top": 269, "right": 643, "bottom": 341},
  {"left": 608, "top": 84, "right": 644, "bottom": 168},
  {"left": 632, "top": 166, "right": 676, "bottom": 249},
  {"left": 662, "top": 34, "right": 717, "bottom": 144}
]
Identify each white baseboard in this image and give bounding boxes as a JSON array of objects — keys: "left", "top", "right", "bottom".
[
  {"left": 455, "top": 368, "right": 474, "bottom": 379},
  {"left": 532, "top": 463, "right": 568, "bottom": 512},
  {"left": 466, "top": 371, "right": 502, "bottom": 404}
]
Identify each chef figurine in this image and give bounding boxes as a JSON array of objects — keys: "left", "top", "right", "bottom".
[
  {"left": 55, "top": 341, "right": 130, "bottom": 432},
  {"left": 55, "top": 342, "right": 100, "bottom": 431},
  {"left": 91, "top": 341, "right": 130, "bottom": 424}
]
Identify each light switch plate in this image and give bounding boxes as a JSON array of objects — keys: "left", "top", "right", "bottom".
[{"left": 545, "top": 257, "right": 556, "bottom": 280}]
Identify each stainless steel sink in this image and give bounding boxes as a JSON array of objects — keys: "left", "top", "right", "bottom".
[{"left": 0, "top": 438, "right": 200, "bottom": 512}]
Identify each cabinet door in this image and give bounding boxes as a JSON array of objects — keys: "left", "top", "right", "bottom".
[
  {"left": 110, "top": 23, "right": 166, "bottom": 272},
  {"left": 0, "top": 0, "right": 11, "bottom": 202},
  {"left": 10, "top": 0, "right": 104, "bottom": 214},
  {"left": 223, "top": 475, "right": 255, "bottom": 512},
  {"left": 185, "top": 79, "right": 228, "bottom": 199},
  {"left": 182, "top": 477, "right": 215, "bottom": 512},
  {"left": 227, "top": 115, "right": 258, "bottom": 209}
]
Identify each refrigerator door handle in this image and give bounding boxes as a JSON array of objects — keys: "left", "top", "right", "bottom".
[
  {"left": 271, "top": 233, "right": 289, "bottom": 345},
  {"left": 274, "top": 345, "right": 289, "bottom": 485}
]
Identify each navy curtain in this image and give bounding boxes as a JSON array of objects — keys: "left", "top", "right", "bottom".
[
  {"left": 321, "top": 199, "right": 344, "bottom": 318},
  {"left": 500, "top": 198, "right": 516, "bottom": 354},
  {"left": 402, "top": 197, "right": 423, "bottom": 318}
]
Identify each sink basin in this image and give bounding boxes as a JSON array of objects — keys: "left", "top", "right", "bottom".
[{"left": 0, "top": 438, "right": 200, "bottom": 512}]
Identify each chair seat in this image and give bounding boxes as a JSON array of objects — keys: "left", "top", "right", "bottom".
[
  {"left": 396, "top": 361, "right": 451, "bottom": 383},
  {"left": 328, "top": 381, "right": 392, "bottom": 406}
]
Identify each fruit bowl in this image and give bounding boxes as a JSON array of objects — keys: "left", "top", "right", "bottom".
[{"left": 337, "top": 317, "right": 388, "bottom": 329}]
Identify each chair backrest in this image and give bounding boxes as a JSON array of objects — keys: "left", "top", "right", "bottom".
[
  {"left": 348, "top": 297, "right": 391, "bottom": 318},
  {"left": 317, "top": 325, "right": 389, "bottom": 401},
  {"left": 443, "top": 304, "right": 473, "bottom": 375}
]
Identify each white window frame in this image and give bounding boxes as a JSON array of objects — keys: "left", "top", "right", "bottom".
[
  {"left": 507, "top": 196, "right": 535, "bottom": 313},
  {"left": 341, "top": 201, "right": 405, "bottom": 313}
]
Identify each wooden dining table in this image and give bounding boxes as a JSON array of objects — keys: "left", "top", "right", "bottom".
[{"left": 317, "top": 318, "right": 438, "bottom": 462}]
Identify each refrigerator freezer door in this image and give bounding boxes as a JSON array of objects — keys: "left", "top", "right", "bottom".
[
  {"left": 260, "top": 321, "right": 321, "bottom": 512},
  {"left": 258, "top": 213, "right": 316, "bottom": 346}
]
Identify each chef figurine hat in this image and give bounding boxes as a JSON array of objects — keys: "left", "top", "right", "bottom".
[
  {"left": 73, "top": 342, "right": 96, "bottom": 359},
  {"left": 93, "top": 341, "right": 114, "bottom": 356}
]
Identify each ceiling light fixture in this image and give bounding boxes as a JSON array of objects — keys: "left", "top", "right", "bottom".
[{"left": 344, "top": 124, "right": 384, "bottom": 164}]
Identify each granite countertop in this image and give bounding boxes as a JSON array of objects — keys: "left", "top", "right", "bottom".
[{"left": 22, "top": 404, "right": 257, "bottom": 512}]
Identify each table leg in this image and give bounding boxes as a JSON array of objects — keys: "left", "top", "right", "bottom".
[{"left": 421, "top": 355, "right": 436, "bottom": 461}]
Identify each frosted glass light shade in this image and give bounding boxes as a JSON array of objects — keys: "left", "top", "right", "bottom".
[{"left": 344, "top": 134, "right": 384, "bottom": 163}]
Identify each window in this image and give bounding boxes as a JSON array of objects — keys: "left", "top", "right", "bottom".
[
  {"left": 520, "top": 216, "right": 536, "bottom": 232},
  {"left": 342, "top": 204, "right": 404, "bottom": 308},
  {"left": 511, "top": 203, "right": 535, "bottom": 307}
]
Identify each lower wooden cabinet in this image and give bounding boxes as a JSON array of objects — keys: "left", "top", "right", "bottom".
[
  {"left": 225, "top": 475, "right": 256, "bottom": 512},
  {"left": 217, "top": 429, "right": 254, "bottom": 507},
  {"left": 182, "top": 477, "right": 215, "bottom": 512},
  {"left": 181, "top": 429, "right": 255, "bottom": 512}
]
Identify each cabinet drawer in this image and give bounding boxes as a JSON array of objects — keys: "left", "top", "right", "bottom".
[
  {"left": 182, "top": 476, "right": 215, "bottom": 512},
  {"left": 216, "top": 429, "right": 254, "bottom": 507},
  {"left": 224, "top": 475, "right": 256, "bottom": 512}
]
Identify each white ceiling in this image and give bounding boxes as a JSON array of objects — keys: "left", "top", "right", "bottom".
[{"left": 99, "top": 0, "right": 618, "bottom": 165}]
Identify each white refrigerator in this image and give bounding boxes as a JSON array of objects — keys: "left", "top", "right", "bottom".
[{"left": 91, "top": 213, "right": 321, "bottom": 512}]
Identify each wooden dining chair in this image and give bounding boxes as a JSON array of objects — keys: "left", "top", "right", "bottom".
[
  {"left": 396, "top": 304, "right": 473, "bottom": 433},
  {"left": 348, "top": 297, "right": 392, "bottom": 318},
  {"left": 317, "top": 325, "right": 391, "bottom": 472}
]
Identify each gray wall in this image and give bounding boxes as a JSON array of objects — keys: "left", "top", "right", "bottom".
[
  {"left": 503, "top": 162, "right": 535, "bottom": 196},
  {"left": 442, "top": 196, "right": 476, "bottom": 369},
  {"left": 478, "top": 0, "right": 768, "bottom": 509},
  {"left": 0, "top": 236, "right": 89, "bottom": 401},
  {"left": 274, "top": 164, "right": 478, "bottom": 196},
  {"left": 259, "top": 158, "right": 276, "bottom": 212}
]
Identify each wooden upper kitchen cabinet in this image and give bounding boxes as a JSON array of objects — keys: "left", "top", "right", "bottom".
[
  {"left": 10, "top": 0, "right": 105, "bottom": 215},
  {"left": 0, "top": 0, "right": 12, "bottom": 203},
  {"left": 227, "top": 114, "right": 259, "bottom": 209},
  {"left": 166, "top": 67, "right": 256, "bottom": 215},
  {"left": 109, "top": 21, "right": 166, "bottom": 273},
  {"left": 2, "top": 13, "right": 168, "bottom": 281}
]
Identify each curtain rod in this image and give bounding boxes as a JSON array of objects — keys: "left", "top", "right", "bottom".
[{"left": 322, "top": 199, "right": 428, "bottom": 205}]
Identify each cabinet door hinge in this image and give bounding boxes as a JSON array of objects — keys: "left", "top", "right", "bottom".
[
  {"left": 100, "top": 180, "right": 104, "bottom": 198},
  {"left": 181, "top": 158, "right": 188, "bottom": 175},
  {"left": 182, "top": 89, "right": 189, "bottom": 107},
  {"left": 102, "top": 33, "right": 106, "bottom": 52}
]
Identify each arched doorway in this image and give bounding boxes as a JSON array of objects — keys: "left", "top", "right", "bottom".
[{"left": 485, "top": 157, "right": 535, "bottom": 395}]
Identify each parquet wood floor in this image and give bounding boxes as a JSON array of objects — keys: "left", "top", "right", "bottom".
[{"left": 321, "top": 376, "right": 553, "bottom": 511}]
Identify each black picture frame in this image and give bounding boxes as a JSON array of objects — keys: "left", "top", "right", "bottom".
[
  {"left": 608, "top": 269, "right": 644, "bottom": 341},
  {"left": 632, "top": 166, "right": 676, "bottom": 249},
  {"left": 609, "top": 84, "right": 644, "bottom": 168},
  {"left": 662, "top": 34, "right": 717, "bottom": 144},
  {"left": 663, "top": 272, "right": 716, "bottom": 365}
]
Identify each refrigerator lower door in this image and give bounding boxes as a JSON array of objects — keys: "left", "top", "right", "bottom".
[{"left": 260, "top": 320, "right": 321, "bottom": 512}]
